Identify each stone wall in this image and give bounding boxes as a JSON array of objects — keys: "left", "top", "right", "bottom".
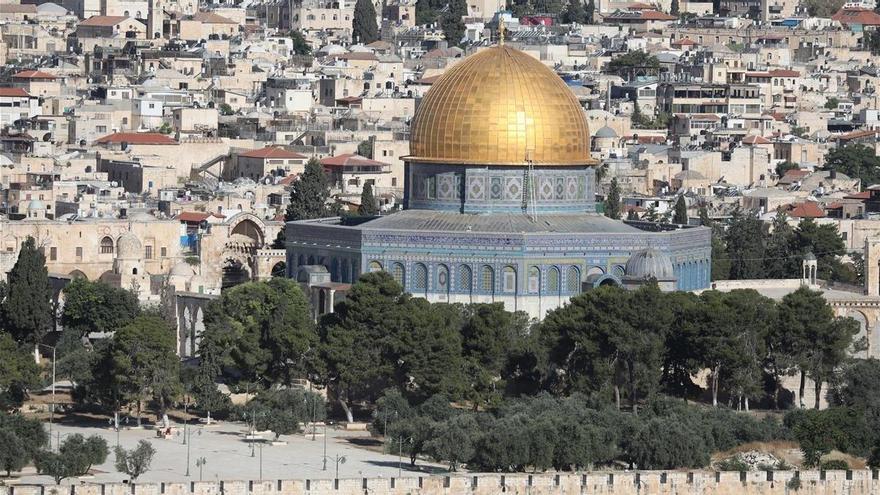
[{"left": 5, "top": 471, "right": 880, "bottom": 495}]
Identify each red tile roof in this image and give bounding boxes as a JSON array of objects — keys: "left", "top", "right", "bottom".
[
  {"left": 13, "top": 70, "right": 56, "bottom": 80},
  {"left": 239, "top": 146, "right": 306, "bottom": 159},
  {"left": 320, "top": 154, "right": 388, "bottom": 167},
  {"left": 832, "top": 7, "right": 880, "bottom": 26},
  {"left": 769, "top": 69, "right": 800, "bottom": 77},
  {"left": 278, "top": 174, "right": 300, "bottom": 185},
  {"left": 787, "top": 201, "right": 825, "bottom": 218},
  {"left": 95, "top": 132, "right": 178, "bottom": 145},
  {"left": 79, "top": 15, "right": 129, "bottom": 26},
  {"left": 671, "top": 37, "right": 697, "bottom": 45},
  {"left": 844, "top": 191, "right": 870, "bottom": 200},
  {"left": 177, "top": 211, "right": 210, "bottom": 222},
  {"left": 836, "top": 129, "right": 878, "bottom": 141},
  {"left": 742, "top": 134, "right": 771, "bottom": 145},
  {"left": 0, "top": 87, "right": 32, "bottom": 97}
]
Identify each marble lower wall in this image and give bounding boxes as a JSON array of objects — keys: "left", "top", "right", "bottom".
[{"left": 5, "top": 471, "right": 880, "bottom": 495}]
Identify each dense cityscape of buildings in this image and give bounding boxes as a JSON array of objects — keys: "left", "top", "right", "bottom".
[{"left": 3, "top": 0, "right": 880, "bottom": 424}]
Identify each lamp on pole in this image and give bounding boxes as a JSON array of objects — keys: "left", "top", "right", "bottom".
[
  {"left": 322, "top": 423, "right": 328, "bottom": 470},
  {"left": 257, "top": 442, "right": 264, "bottom": 481},
  {"left": 37, "top": 343, "right": 56, "bottom": 448},
  {"left": 195, "top": 457, "right": 207, "bottom": 481},
  {"left": 182, "top": 397, "right": 189, "bottom": 445},
  {"left": 184, "top": 427, "right": 201, "bottom": 477},
  {"left": 321, "top": 455, "right": 345, "bottom": 480}
]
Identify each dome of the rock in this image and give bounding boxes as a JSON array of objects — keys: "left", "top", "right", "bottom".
[{"left": 408, "top": 45, "right": 594, "bottom": 166}]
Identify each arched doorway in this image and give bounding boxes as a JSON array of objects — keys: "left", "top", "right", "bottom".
[
  {"left": 271, "top": 261, "right": 286, "bottom": 278},
  {"left": 222, "top": 258, "right": 250, "bottom": 288}
]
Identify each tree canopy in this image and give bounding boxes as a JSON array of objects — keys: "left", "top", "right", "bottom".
[
  {"left": 3, "top": 237, "right": 53, "bottom": 344},
  {"left": 286, "top": 158, "right": 334, "bottom": 221},
  {"left": 352, "top": 0, "right": 379, "bottom": 44},
  {"left": 604, "top": 178, "right": 621, "bottom": 219},
  {"left": 826, "top": 144, "right": 880, "bottom": 188},
  {"left": 199, "top": 278, "right": 318, "bottom": 387},
  {"left": 61, "top": 279, "right": 139, "bottom": 336}
]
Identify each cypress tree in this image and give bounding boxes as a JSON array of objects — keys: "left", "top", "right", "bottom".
[
  {"left": 604, "top": 178, "right": 622, "bottom": 220},
  {"left": 671, "top": 0, "right": 679, "bottom": 15},
  {"left": 586, "top": 0, "right": 595, "bottom": 23},
  {"left": 673, "top": 195, "right": 688, "bottom": 224},
  {"left": 286, "top": 158, "right": 332, "bottom": 221},
  {"left": 353, "top": 0, "right": 379, "bottom": 44},
  {"left": 441, "top": 15, "right": 465, "bottom": 46},
  {"left": 562, "top": 0, "right": 587, "bottom": 23},
  {"left": 358, "top": 183, "right": 379, "bottom": 216},
  {"left": 4, "top": 237, "right": 53, "bottom": 344}
]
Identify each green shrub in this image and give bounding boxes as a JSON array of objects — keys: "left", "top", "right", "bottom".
[
  {"left": 820, "top": 459, "right": 849, "bottom": 470},
  {"left": 716, "top": 457, "right": 750, "bottom": 471}
]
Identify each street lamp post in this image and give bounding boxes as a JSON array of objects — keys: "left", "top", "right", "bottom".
[
  {"left": 183, "top": 399, "right": 189, "bottom": 445},
  {"left": 322, "top": 424, "right": 327, "bottom": 471},
  {"left": 257, "top": 442, "right": 264, "bottom": 481},
  {"left": 38, "top": 344, "right": 56, "bottom": 448},
  {"left": 195, "top": 457, "right": 207, "bottom": 481},
  {"left": 310, "top": 396, "right": 317, "bottom": 441},
  {"left": 184, "top": 427, "right": 201, "bottom": 477},
  {"left": 321, "top": 455, "right": 345, "bottom": 479},
  {"left": 185, "top": 427, "right": 191, "bottom": 477}
]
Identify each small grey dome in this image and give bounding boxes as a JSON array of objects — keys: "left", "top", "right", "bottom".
[
  {"left": 595, "top": 125, "right": 619, "bottom": 138},
  {"left": 116, "top": 231, "right": 142, "bottom": 259},
  {"left": 625, "top": 248, "right": 675, "bottom": 280},
  {"left": 803, "top": 251, "right": 817, "bottom": 261},
  {"left": 27, "top": 199, "right": 45, "bottom": 211}
]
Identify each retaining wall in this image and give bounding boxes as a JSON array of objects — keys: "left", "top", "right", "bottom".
[{"left": 4, "top": 470, "right": 879, "bottom": 495}]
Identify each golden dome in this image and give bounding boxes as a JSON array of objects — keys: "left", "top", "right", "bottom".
[{"left": 409, "top": 45, "right": 594, "bottom": 166}]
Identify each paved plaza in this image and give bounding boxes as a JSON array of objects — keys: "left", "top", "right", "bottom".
[{"left": 14, "top": 420, "right": 445, "bottom": 485}]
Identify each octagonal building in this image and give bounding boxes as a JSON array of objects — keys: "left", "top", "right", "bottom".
[{"left": 285, "top": 45, "right": 711, "bottom": 319}]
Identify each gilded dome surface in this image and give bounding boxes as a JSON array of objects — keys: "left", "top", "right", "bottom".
[{"left": 409, "top": 45, "right": 594, "bottom": 166}]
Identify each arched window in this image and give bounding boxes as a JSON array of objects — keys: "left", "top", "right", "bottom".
[
  {"left": 437, "top": 264, "right": 449, "bottom": 294},
  {"left": 392, "top": 262, "right": 405, "bottom": 287},
  {"left": 527, "top": 266, "right": 540, "bottom": 293},
  {"left": 566, "top": 266, "right": 581, "bottom": 293},
  {"left": 502, "top": 266, "right": 516, "bottom": 293},
  {"left": 547, "top": 267, "right": 560, "bottom": 293},
  {"left": 132, "top": 267, "right": 138, "bottom": 275},
  {"left": 413, "top": 263, "right": 428, "bottom": 293},
  {"left": 458, "top": 265, "right": 472, "bottom": 293},
  {"left": 100, "top": 236, "right": 114, "bottom": 254},
  {"left": 481, "top": 265, "right": 494, "bottom": 294},
  {"left": 368, "top": 261, "right": 383, "bottom": 272}
]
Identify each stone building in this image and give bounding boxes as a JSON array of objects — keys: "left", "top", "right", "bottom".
[{"left": 285, "top": 45, "right": 712, "bottom": 320}]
